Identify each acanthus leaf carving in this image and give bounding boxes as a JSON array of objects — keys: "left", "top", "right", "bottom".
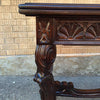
[{"left": 34, "top": 45, "right": 56, "bottom": 83}]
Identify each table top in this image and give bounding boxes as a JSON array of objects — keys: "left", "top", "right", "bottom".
[
  {"left": 19, "top": 3, "right": 100, "bottom": 46},
  {"left": 19, "top": 3, "right": 100, "bottom": 16}
]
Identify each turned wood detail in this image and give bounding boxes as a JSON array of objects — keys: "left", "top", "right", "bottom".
[{"left": 56, "top": 22, "right": 100, "bottom": 41}]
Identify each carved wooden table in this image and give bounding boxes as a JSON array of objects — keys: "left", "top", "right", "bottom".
[{"left": 19, "top": 3, "right": 100, "bottom": 100}]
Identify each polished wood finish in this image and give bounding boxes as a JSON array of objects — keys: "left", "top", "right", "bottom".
[
  {"left": 55, "top": 81, "right": 100, "bottom": 98},
  {"left": 19, "top": 3, "right": 100, "bottom": 100},
  {"left": 34, "top": 45, "right": 56, "bottom": 100},
  {"left": 19, "top": 3, "right": 100, "bottom": 16}
]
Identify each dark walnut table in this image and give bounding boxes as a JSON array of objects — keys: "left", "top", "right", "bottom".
[{"left": 19, "top": 3, "right": 100, "bottom": 100}]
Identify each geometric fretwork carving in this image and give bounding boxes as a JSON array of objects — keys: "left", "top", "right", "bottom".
[{"left": 56, "top": 22, "right": 100, "bottom": 40}]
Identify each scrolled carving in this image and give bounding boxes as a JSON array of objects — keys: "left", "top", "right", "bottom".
[
  {"left": 55, "top": 80, "right": 100, "bottom": 98},
  {"left": 34, "top": 45, "right": 56, "bottom": 100},
  {"left": 34, "top": 45, "right": 56, "bottom": 83}
]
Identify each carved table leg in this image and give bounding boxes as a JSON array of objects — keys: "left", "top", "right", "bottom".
[{"left": 34, "top": 45, "right": 56, "bottom": 100}]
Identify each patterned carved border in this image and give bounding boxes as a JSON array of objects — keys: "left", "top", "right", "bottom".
[{"left": 56, "top": 21, "right": 100, "bottom": 41}]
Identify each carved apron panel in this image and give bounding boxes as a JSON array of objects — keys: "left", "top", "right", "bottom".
[{"left": 56, "top": 21, "right": 100, "bottom": 41}]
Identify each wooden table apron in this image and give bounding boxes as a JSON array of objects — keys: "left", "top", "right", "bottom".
[{"left": 19, "top": 3, "right": 100, "bottom": 100}]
